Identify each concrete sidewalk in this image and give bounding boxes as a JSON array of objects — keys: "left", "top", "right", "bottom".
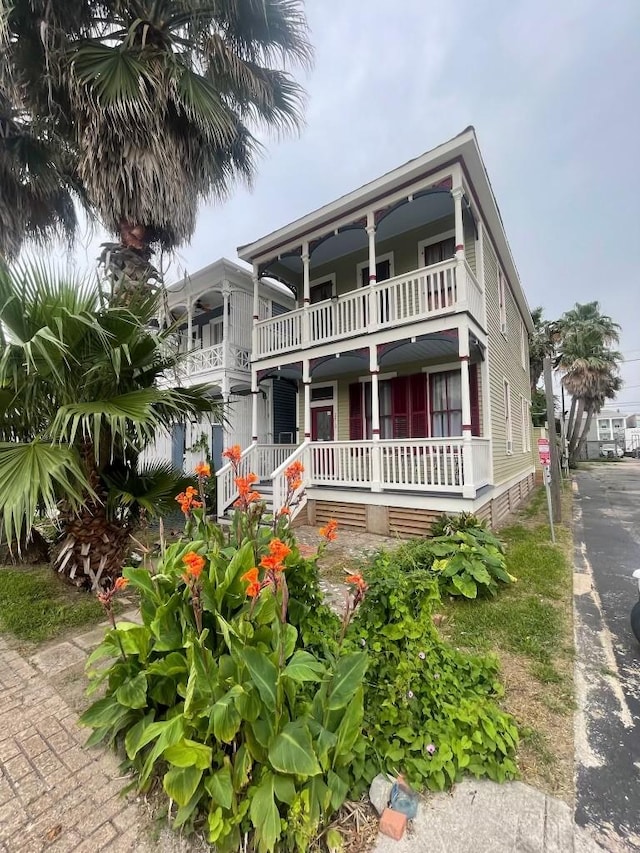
[{"left": 372, "top": 779, "right": 607, "bottom": 853}]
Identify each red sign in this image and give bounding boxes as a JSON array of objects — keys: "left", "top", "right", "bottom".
[{"left": 538, "top": 437, "right": 550, "bottom": 466}]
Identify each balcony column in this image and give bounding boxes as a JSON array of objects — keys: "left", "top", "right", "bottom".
[
  {"left": 222, "top": 280, "right": 231, "bottom": 372},
  {"left": 186, "top": 294, "right": 193, "bottom": 351},
  {"left": 252, "top": 264, "right": 260, "bottom": 361},
  {"left": 452, "top": 187, "right": 467, "bottom": 307},
  {"left": 370, "top": 344, "right": 382, "bottom": 492},
  {"left": 459, "top": 327, "right": 475, "bottom": 498},
  {"left": 302, "top": 360, "right": 311, "bottom": 441},
  {"left": 251, "top": 369, "right": 259, "bottom": 444},
  {"left": 302, "top": 242, "right": 310, "bottom": 345},
  {"left": 366, "top": 212, "right": 378, "bottom": 331}
]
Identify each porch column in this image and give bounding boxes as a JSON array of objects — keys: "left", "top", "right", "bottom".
[
  {"left": 459, "top": 327, "right": 475, "bottom": 498},
  {"left": 186, "top": 294, "right": 193, "bottom": 350},
  {"left": 252, "top": 265, "right": 260, "bottom": 360},
  {"left": 452, "top": 187, "right": 467, "bottom": 307},
  {"left": 251, "top": 369, "right": 259, "bottom": 443},
  {"left": 303, "top": 360, "right": 311, "bottom": 441},
  {"left": 302, "top": 242, "right": 311, "bottom": 345},
  {"left": 370, "top": 344, "right": 382, "bottom": 492},
  {"left": 366, "top": 212, "right": 378, "bottom": 331},
  {"left": 222, "top": 280, "right": 230, "bottom": 371}
]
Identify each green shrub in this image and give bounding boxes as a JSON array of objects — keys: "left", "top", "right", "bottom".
[
  {"left": 429, "top": 527, "right": 514, "bottom": 598},
  {"left": 346, "top": 554, "right": 519, "bottom": 791},
  {"left": 81, "top": 528, "right": 366, "bottom": 853}
]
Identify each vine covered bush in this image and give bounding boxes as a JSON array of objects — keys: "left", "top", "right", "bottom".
[{"left": 347, "top": 552, "right": 519, "bottom": 791}]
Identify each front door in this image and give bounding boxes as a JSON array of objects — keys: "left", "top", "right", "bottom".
[{"left": 311, "top": 406, "right": 334, "bottom": 441}]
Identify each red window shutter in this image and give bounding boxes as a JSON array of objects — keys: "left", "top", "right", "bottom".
[
  {"left": 470, "top": 364, "right": 480, "bottom": 436},
  {"left": 349, "top": 383, "right": 363, "bottom": 440},
  {"left": 409, "top": 373, "right": 428, "bottom": 438},
  {"left": 391, "top": 376, "right": 409, "bottom": 439}
]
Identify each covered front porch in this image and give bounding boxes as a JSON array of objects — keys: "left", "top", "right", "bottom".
[{"left": 217, "top": 324, "right": 492, "bottom": 517}]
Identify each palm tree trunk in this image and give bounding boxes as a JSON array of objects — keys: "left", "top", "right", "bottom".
[
  {"left": 100, "top": 223, "right": 160, "bottom": 307},
  {"left": 573, "top": 405, "right": 595, "bottom": 465},
  {"left": 566, "top": 396, "right": 577, "bottom": 446},
  {"left": 568, "top": 398, "right": 585, "bottom": 457},
  {"left": 52, "top": 501, "right": 132, "bottom": 590}
]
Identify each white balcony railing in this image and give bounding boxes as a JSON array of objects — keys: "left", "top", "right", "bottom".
[
  {"left": 255, "top": 259, "right": 484, "bottom": 358},
  {"left": 184, "top": 343, "right": 251, "bottom": 377}
]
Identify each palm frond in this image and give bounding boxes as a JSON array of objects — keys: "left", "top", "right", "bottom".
[
  {"left": 0, "top": 440, "right": 91, "bottom": 545},
  {"left": 104, "top": 460, "right": 195, "bottom": 518}
]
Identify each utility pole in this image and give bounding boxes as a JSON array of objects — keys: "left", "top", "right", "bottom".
[{"left": 543, "top": 356, "right": 562, "bottom": 522}]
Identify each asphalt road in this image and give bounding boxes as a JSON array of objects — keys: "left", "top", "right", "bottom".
[{"left": 574, "top": 460, "right": 640, "bottom": 851}]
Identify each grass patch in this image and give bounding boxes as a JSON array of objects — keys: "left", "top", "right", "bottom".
[
  {"left": 0, "top": 565, "right": 107, "bottom": 644},
  {"left": 439, "top": 484, "right": 575, "bottom": 800}
]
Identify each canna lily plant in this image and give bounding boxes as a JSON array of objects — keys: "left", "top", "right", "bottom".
[{"left": 80, "top": 450, "right": 367, "bottom": 852}]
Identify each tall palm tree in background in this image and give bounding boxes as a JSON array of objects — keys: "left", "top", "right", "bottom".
[
  {"left": 0, "top": 91, "right": 81, "bottom": 260},
  {"left": 0, "top": 261, "right": 219, "bottom": 587},
  {"left": 555, "top": 302, "right": 622, "bottom": 467},
  {"left": 3, "top": 0, "right": 311, "bottom": 285}
]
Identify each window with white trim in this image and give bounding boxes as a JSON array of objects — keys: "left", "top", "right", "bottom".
[
  {"left": 504, "top": 379, "right": 513, "bottom": 454},
  {"left": 521, "top": 396, "right": 530, "bottom": 452},
  {"left": 498, "top": 269, "right": 507, "bottom": 335},
  {"left": 521, "top": 321, "right": 527, "bottom": 371}
]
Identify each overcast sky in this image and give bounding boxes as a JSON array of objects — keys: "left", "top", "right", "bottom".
[{"left": 68, "top": 0, "right": 640, "bottom": 410}]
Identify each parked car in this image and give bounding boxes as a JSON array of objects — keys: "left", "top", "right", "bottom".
[{"left": 600, "top": 443, "right": 624, "bottom": 458}]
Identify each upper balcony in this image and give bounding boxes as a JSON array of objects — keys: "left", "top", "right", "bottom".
[{"left": 254, "top": 257, "right": 484, "bottom": 360}]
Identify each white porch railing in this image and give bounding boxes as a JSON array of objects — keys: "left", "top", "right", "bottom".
[
  {"left": 216, "top": 443, "right": 298, "bottom": 517},
  {"left": 469, "top": 437, "right": 491, "bottom": 488},
  {"left": 216, "top": 443, "right": 257, "bottom": 518},
  {"left": 254, "top": 259, "right": 485, "bottom": 358},
  {"left": 184, "top": 343, "right": 251, "bottom": 377},
  {"left": 380, "top": 440, "right": 464, "bottom": 491},
  {"left": 255, "top": 444, "right": 298, "bottom": 480},
  {"left": 272, "top": 442, "right": 309, "bottom": 520}
]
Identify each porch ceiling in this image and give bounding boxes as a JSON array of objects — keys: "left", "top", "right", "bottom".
[{"left": 378, "top": 332, "right": 459, "bottom": 368}]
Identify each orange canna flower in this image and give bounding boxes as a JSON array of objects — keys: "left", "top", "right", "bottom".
[
  {"left": 278, "top": 507, "right": 291, "bottom": 517},
  {"left": 182, "top": 551, "right": 205, "bottom": 580},
  {"left": 268, "top": 538, "right": 292, "bottom": 563},
  {"left": 241, "top": 568, "right": 259, "bottom": 585},
  {"left": 346, "top": 573, "right": 367, "bottom": 591},
  {"left": 259, "top": 554, "right": 283, "bottom": 572},
  {"left": 176, "top": 485, "right": 203, "bottom": 514},
  {"left": 114, "top": 577, "right": 129, "bottom": 592},
  {"left": 222, "top": 445, "right": 242, "bottom": 465},
  {"left": 285, "top": 460, "right": 304, "bottom": 482},
  {"left": 195, "top": 461, "right": 211, "bottom": 478},
  {"left": 246, "top": 581, "right": 261, "bottom": 598},
  {"left": 319, "top": 519, "right": 338, "bottom": 542}
]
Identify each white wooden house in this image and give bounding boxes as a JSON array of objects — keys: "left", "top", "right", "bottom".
[
  {"left": 143, "top": 258, "right": 296, "bottom": 473},
  {"left": 215, "top": 128, "right": 535, "bottom": 535}
]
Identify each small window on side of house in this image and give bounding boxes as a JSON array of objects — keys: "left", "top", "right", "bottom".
[
  {"left": 498, "top": 270, "right": 507, "bottom": 335},
  {"left": 521, "top": 397, "right": 530, "bottom": 452},
  {"left": 504, "top": 379, "right": 513, "bottom": 454}
]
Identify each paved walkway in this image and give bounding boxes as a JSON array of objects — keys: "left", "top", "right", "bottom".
[{"left": 0, "top": 635, "right": 150, "bottom": 852}]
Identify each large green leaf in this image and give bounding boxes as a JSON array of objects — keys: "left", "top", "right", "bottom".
[
  {"left": 79, "top": 695, "right": 129, "bottom": 729},
  {"left": 205, "top": 763, "right": 233, "bottom": 809},
  {"left": 249, "top": 772, "right": 281, "bottom": 853},
  {"left": 243, "top": 647, "right": 277, "bottom": 712},
  {"left": 163, "top": 765, "right": 204, "bottom": 808},
  {"left": 115, "top": 672, "right": 148, "bottom": 709},
  {"left": 283, "top": 650, "right": 325, "bottom": 683},
  {"left": 327, "top": 653, "right": 368, "bottom": 711},
  {"left": 164, "top": 738, "right": 212, "bottom": 770},
  {"left": 268, "top": 720, "right": 321, "bottom": 777},
  {"left": 333, "top": 686, "right": 364, "bottom": 761},
  {"left": 210, "top": 686, "right": 243, "bottom": 743}
]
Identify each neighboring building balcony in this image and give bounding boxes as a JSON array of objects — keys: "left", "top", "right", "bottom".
[
  {"left": 184, "top": 342, "right": 251, "bottom": 377},
  {"left": 254, "top": 258, "right": 484, "bottom": 360}
]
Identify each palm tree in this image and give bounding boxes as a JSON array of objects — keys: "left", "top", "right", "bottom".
[
  {"left": 555, "top": 302, "right": 622, "bottom": 467},
  {"left": 528, "top": 306, "right": 555, "bottom": 396},
  {"left": 3, "top": 0, "right": 311, "bottom": 284},
  {"left": 0, "top": 91, "right": 80, "bottom": 260},
  {"left": 0, "top": 260, "right": 219, "bottom": 587}
]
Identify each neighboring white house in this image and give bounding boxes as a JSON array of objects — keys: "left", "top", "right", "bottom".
[
  {"left": 215, "top": 127, "right": 536, "bottom": 536},
  {"left": 143, "top": 258, "right": 296, "bottom": 473},
  {"left": 580, "top": 408, "right": 636, "bottom": 458}
]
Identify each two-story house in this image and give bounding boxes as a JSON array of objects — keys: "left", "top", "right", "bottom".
[
  {"left": 144, "top": 258, "right": 297, "bottom": 473},
  {"left": 215, "top": 128, "right": 535, "bottom": 535}
]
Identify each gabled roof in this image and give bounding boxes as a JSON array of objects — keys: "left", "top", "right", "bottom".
[{"left": 238, "top": 127, "right": 532, "bottom": 331}]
